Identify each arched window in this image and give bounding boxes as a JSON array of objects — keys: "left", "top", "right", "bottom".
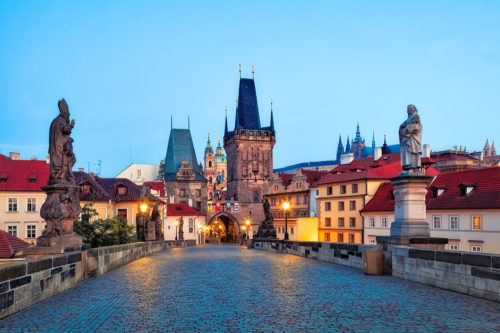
[
  {"left": 209, "top": 161, "right": 212, "bottom": 167},
  {"left": 209, "top": 176, "right": 212, "bottom": 183}
]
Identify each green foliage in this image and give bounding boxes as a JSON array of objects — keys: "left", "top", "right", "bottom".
[{"left": 74, "top": 202, "right": 136, "bottom": 248}]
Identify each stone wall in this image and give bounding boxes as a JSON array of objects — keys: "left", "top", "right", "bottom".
[
  {"left": 0, "top": 240, "right": 196, "bottom": 319},
  {"left": 392, "top": 246, "right": 500, "bottom": 302},
  {"left": 254, "top": 239, "right": 376, "bottom": 270},
  {"left": 0, "top": 252, "right": 83, "bottom": 319}
]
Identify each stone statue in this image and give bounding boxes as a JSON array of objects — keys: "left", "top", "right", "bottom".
[
  {"left": 38, "top": 99, "right": 82, "bottom": 247},
  {"left": 48, "top": 99, "right": 76, "bottom": 185},
  {"left": 140, "top": 183, "right": 151, "bottom": 201},
  {"left": 151, "top": 203, "right": 164, "bottom": 241},
  {"left": 255, "top": 198, "right": 277, "bottom": 239},
  {"left": 399, "top": 104, "right": 423, "bottom": 174}
]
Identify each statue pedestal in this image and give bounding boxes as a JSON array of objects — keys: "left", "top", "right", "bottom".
[
  {"left": 37, "top": 183, "right": 82, "bottom": 248},
  {"left": 145, "top": 220, "right": 157, "bottom": 241},
  {"left": 376, "top": 172, "right": 447, "bottom": 274}
]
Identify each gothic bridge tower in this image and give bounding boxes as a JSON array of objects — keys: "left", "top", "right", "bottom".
[{"left": 223, "top": 77, "right": 275, "bottom": 230}]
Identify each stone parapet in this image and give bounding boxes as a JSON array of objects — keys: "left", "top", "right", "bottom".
[
  {"left": 254, "top": 239, "right": 376, "bottom": 270},
  {"left": 392, "top": 246, "right": 500, "bottom": 302}
]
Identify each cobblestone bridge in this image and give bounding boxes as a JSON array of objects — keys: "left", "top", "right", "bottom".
[{"left": 1, "top": 245, "right": 500, "bottom": 332}]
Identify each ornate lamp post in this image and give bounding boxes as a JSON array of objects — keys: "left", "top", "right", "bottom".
[
  {"left": 282, "top": 201, "right": 290, "bottom": 240},
  {"left": 175, "top": 220, "right": 179, "bottom": 241},
  {"left": 245, "top": 219, "right": 251, "bottom": 240}
]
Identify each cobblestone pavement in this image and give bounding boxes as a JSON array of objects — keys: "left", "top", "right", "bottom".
[{"left": 1, "top": 245, "right": 500, "bottom": 332}]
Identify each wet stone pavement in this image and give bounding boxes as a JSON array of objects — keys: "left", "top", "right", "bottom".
[{"left": 1, "top": 245, "right": 500, "bottom": 332}]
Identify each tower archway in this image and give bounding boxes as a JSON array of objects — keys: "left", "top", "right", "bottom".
[{"left": 207, "top": 212, "right": 241, "bottom": 243}]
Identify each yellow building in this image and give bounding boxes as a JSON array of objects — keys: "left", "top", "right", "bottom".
[
  {"left": 75, "top": 172, "right": 164, "bottom": 229},
  {"left": 315, "top": 153, "right": 403, "bottom": 244}
]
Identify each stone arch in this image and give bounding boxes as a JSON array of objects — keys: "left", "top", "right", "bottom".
[{"left": 207, "top": 212, "right": 241, "bottom": 243}]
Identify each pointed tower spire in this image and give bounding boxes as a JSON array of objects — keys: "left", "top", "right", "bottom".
[
  {"left": 205, "top": 133, "right": 213, "bottom": 154},
  {"left": 484, "top": 139, "right": 491, "bottom": 156},
  {"left": 346, "top": 135, "right": 351, "bottom": 153},
  {"left": 224, "top": 106, "right": 229, "bottom": 136},
  {"left": 336, "top": 134, "right": 344, "bottom": 161},
  {"left": 269, "top": 99, "right": 274, "bottom": 131},
  {"left": 372, "top": 131, "right": 376, "bottom": 148},
  {"left": 492, "top": 140, "right": 497, "bottom": 155},
  {"left": 354, "top": 122, "right": 362, "bottom": 142},
  {"left": 381, "top": 134, "right": 391, "bottom": 154}
]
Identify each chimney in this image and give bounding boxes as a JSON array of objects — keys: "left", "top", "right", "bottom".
[
  {"left": 78, "top": 168, "right": 85, "bottom": 172},
  {"left": 45, "top": 155, "right": 50, "bottom": 165},
  {"left": 340, "top": 153, "right": 354, "bottom": 165},
  {"left": 30, "top": 156, "right": 37, "bottom": 160},
  {"left": 9, "top": 152, "right": 20, "bottom": 160},
  {"left": 422, "top": 144, "right": 431, "bottom": 158},
  {"left": 373, "top": 148, "right": 382, "bottom": 161}
]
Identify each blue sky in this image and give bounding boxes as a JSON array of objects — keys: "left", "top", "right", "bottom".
[{"left": 1, "top": 1, "right": 499, "bottom": 176}]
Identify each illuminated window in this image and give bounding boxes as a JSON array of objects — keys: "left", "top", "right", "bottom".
[
  {"left": 472, "top": 215, "right": 481, "bottom": 230},
  {"left": 325, "top": 218, "right": 331, "bottom": 227},
  {"left": 324, "top": 233, "right": 330, "bottom": 241},
  {"left": 449, "top": 216, "right": 459, "bottom": 230},
  {"left": 27, "top": 198, "right": 37, "bottom": 212},
  {"left": 137, "top": 169, "right": 142, "bottom": 178}
]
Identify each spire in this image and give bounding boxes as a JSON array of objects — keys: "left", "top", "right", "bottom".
[
  {"left": 269, "top": 99, "right": 274, "bottom": 131},
  {"left": 492, "top": 140, "right": 497, "bottom": 155},
  {"left": 484, "top": 139, "right": 491, "bottom": 156},
  {"left": 234, "top": 78, "right": 261, "bottom": 130},
  {"left": 224, "top": 106, "right": 228, "bottom": 136},
  {"left": 336, "top": 134, "right": 344, "bottom": 161},
  {"left": 354, "top": 122, "right": 362, "bottom": 143},
  {"left": 372, "top": 131, "right": 376, "bottom": 149},
  {"left": 381, "top": 134, "right": 391, "bottom": 154},
  {"left": 205, "top": 134, "right": 213, "bottom": 154},
  {"left": 346, "top": 135, "right": 351, "bottom": 153}
]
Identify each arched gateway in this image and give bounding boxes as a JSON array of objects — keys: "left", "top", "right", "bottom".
[{"left": 206, "top": 212, "right": 242, "bottom": 243}]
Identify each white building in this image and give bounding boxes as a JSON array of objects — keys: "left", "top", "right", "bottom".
[
  {"left": 164, "top": 203, "right": 205, "bottom": 244},
  {"left": 115, "top": 163, "right": 161, "bottom": 185},
  {"left": 361, "top": 167, "right": 500, "bottom": 254}
]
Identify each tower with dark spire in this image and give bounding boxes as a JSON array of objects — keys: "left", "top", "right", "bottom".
[
  {"left": 345, "top": 135, "right": 351, "bottom": 154},
  {"left": 223, "top": 74, "right": 276, "bottom": 227},
  {"left": 336, "top": 135, "right": 344, "bottom": 161},
  {"left": 372, "top": 131, "right": 376, "bottom": 149},
  {"left": 381, "top": 134, "right": 391, "bottom": 155}
]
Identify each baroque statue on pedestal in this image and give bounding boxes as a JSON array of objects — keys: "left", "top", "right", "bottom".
[{"left": 399, "top": 104, "right": 423, "bottom": 174}]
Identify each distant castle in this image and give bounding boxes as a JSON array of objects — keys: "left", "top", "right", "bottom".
[{"left": 483, "top": 139, "right": 497, "bottom": 156}]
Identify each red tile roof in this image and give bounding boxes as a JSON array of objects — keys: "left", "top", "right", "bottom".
[
  {"left": 74, "top": 172, "right": 163, "bottom": 203},
  {"left": 0, "top": 154, "right": 49, "bottom": 192},
  {"left": 315, "top": 153, "right": 438, "bottom": 185},
  {"left": 302, "top": 170, "right": 329, "bottom": 186},
  {"left": 279, "top": 173, "right": 293, "bottom": 187},
  {"left": 145, "top": 181, "right": 165, "bottom": 197},
  {"left": 0, "top": 230, "right": 30, "bottom": 258},
  {"left": 166, "top": 203, "right": 205, "bottom": 216},
  {"left": 362, "top": 167, "right": 500, "bottom": 212}
]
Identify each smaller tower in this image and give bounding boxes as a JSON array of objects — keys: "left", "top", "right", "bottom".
[
  {"left": 345, "top": 135, "right": 351, "bottom": 153},
  {"left": 204, "top": 134, "right": 215, "bottom": 180},
  {"left": 336, "top": 135, "right": 344, "bottom": 161},
  {"left": 381, "top": 134, "right": 391, "bottom": 155},
  {"left": 483, "top": 139, "right": 491, "bottom": 156},
  {"left": 491, "top": 141, "right": 497, "bottom": 156},
  {"left": 372, "top": 131, "right": 376, "bottom": 149}
]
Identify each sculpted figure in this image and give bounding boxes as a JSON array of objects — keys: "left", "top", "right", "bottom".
[
  {"left": 48, "top": 99, "right": 76, "bottom": 185},
  {"left": 399, "top": 104, "right": 422, "bottom": 173}
]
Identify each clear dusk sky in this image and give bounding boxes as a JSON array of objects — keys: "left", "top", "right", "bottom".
[{"left": 1, "top": 1, "right": 499, "bottom": 177}]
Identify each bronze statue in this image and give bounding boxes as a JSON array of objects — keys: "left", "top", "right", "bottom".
[
  {"left": 399, "top": 104, "right": 423, "bottom": 174},
  {"left": 48, "top": 99, "right": 76, "bottom": 185},
  {"left": 255, "top": 198, "right": 277, "bottom": 239}
]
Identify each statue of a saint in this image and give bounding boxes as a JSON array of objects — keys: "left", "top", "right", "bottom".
[
  {"left": 48, "top": 99, "right": 76, "bottom": 185},
  {"left": 399, "top": 104, "right": 422, "bottom": 174}
]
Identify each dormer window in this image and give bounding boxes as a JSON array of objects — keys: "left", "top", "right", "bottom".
[
  {"left": 28, "top": 173, "right": 37, "bottom": 183},
  {"left": 117, "top": 185, "right": 127, "bottom": 195},
  {"left": 431, "top": 187, "right": 447, "bottom": 198},
  {"left": 81, "top": 184, "right": 91, "bottom": 194},
  {"left": 459, "top": 183, "right": 478, "bottom": 196},
  {"left": 0, "top": 172, "right": 7, "bottom": 183}
]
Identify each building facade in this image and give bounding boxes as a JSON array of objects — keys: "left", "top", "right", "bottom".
[
  {"left": 162, "top": 127, "right": 208, "bottom": 212},
  {"left": 361, "top": 167, "right": 500, "bottom": 254},
  {"left": 115, "top": 164, "right": 161, "bottom": 185},
  {"left": 203, "top": 135, "right": 227, "bottom": 200},
  {"left": 0, "top": 153, "right": 48, "bottom": 244},
  {"left": 164, "top": 203, "right": 205, "bottom": 244}
]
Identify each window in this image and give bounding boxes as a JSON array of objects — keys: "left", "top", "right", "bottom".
[
  {"left": 137, "top": 170, "right": 142, "bottom": 178},
  {"left": 352, "top": 184, "right": 358, "bottom": 193},
  {"left": 277, "top": 227, "right": 281, "bottom": 233},
  {"left": 209, "top": 176, "right": 213, "bottom": 184},
  {"left": 449, "top": 244, "right": 459, "bottom": 251},
  {"left": 253, "top": 190, "right": 260, "bottom": 203},
  {"left": 325, "top": 202, "right": 331, "bottom": 211},
  {"left": 369, "top": 238, "right": 376, "bottom": 245},
  {"left": 296, "top": 182, "right": 302, "bottom": 189},
  {"left": 349, "top": 200, "right": 356, "bottom": 211},
  {"left": 117, "top": 185, "right": 127, "bottom": 195},
  {"left": 348, "top": 234, "right": 355, "bottom": 243},
  {"left": 316, "top": 190, "right": 319, "bottom": 196},
  {"left": 324, "top": 233, "right": 330, "bottom": 241},
  {"left": 327, "top": 187, "right": 333, "bottom": 195},
  {"left": 338, "top": 233, "right": 344, "bottom": 242},
  {"left": 449, "top": 216, "right": 459, "bottom": 230},
  {"left": 209, "top": 161, "right": 212, "bottom": 168},
  {"left": 180, "top": 189, "right": 186, "bottom": 197},
  {"left": 196, "top": 201, "right": 201, "bottom": 210},
  {"left": 7, "top": 225, "right": 17, "bottom": 237},
  {"left": 189, "top": 218, "right": 194, "bottom": 233},
  {"left": 349, "top": 217, "right": 356, "bottom": 227},
  {"left": 369, "top": 217, "right": 375, "bottom": 228},
  {"left": 472, "top": 215, "right": 481, "bottom": 230},
  {"left": 27, "top": 198, "right": 37, "bottom": 212},
  {"left": 338, "top": 217, "right": 345, "bottom": 227},
  {"left": 338, "top": 201, "right": 344, "bottom": 211},
  {"left": 0, "top": 173, "right": 7, "bottom": 182},
  {"left": 118, "top": 209, "right": 128, "bottom": 222},
  {"left": 27, "top": 225, "right": 36, "bottom": 238},
  {"left": 290, "top": 227, "right": 294, "bottom": 235},
  {"left": 303, "top": 195, "right": 308, "bottom": 204},
  {"left": 381, "top": 217, "right": 388, "bottom": 228},
  {"left": 296, "top": 196, "right": 300, "bottom": 204},
  {"left": 432, "top": 216, "right": 442, "bottom": 229},
  {"left": 8, "top": 198, "right": 18, "bottom": 212},
  {"left": 340, "top": 185, "right": 346, "bottom": 194},
  {"left": 471, "top": 245, "right": 482, "bottom": 253},
  {"left": 325, "top": 218, "right": 331, "bottom": 227},
  {"left": 81, "top": 184, "right": 91, "bottom": 193}
]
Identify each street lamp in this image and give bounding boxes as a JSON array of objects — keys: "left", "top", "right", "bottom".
[
  {"left": 282, "top": 201, "right": 290, "bottom": 240},
  {"left": 175, "top": 220, "right": 179, "bottom": 241},
  {"left": 139, "top": 203, "right": 148, "bottom": 213},
  {"left": 245, "top": 219, "right": 250, "bottom": 240}
]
